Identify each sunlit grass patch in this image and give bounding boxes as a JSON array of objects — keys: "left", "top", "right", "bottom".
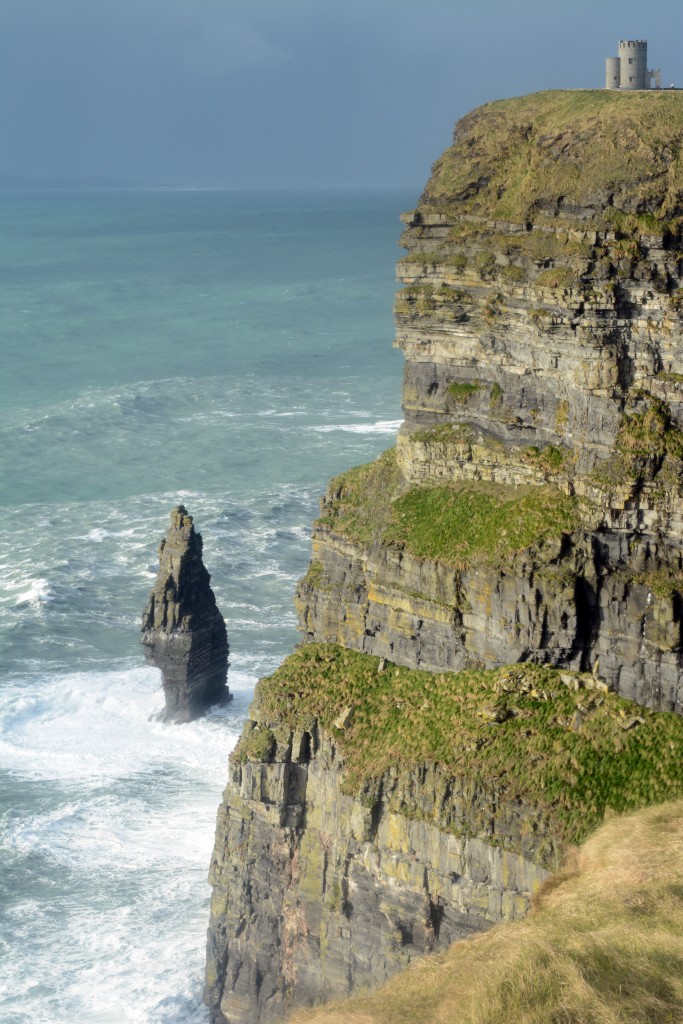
[
  {"left": 318, "top": 451, "right": 579, "bottom": 567},
  {"left": 423, "top": 90, "right": 683, "bottom": 229}
]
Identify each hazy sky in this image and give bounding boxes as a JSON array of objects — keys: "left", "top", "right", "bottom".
[{"left": 1, "top": 0, "right": 682, "bottom": 189}]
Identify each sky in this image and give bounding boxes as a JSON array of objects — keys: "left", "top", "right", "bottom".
[{"left": 1, "top": 0, "right": 682, "bottom": 190}]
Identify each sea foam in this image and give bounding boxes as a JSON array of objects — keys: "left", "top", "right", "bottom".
[{"left": 0, "top": 664, "right": 252, "bottom": 1024}]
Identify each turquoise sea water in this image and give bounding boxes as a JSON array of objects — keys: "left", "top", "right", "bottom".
[{"left": 0, "top": 189, "right": 410, "bottom": 1023}]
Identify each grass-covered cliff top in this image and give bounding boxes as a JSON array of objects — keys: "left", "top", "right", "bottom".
[
  {"left": 241, "top": 643, "right": 683, "bottom": 850},
  {"left": 316, "top": 448, "right": 579, "bottom": 567},
  {"left": 420, "top": 90, "right": 683, "bottom": 227},
  {"left": 292, "top": 799, "right": 683, "bottom": 1024}
]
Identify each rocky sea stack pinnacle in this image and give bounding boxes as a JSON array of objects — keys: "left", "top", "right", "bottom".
[
  {"left": 142, "top": 505, "right": 229, "bottom": 722},
  {"left": 205, "top": 90, "right": 683, "bottom": 1024}
]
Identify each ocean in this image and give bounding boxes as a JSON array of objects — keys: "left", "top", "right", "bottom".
[{"left": 0, "top": 189, "right": 410, "bottom": 1023}]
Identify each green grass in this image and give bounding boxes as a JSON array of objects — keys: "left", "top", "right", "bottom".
[
  {"left": 443, "top": 253, "right": 469, "bottom": 271},
  {"left": 300, "top": 559, "right": 326, "bottom": 588},
  {"left": 421, "top": 90, "right": 683, "bottom": 229},
  {"left": 523, "top": 444, "right": 568, "bottom": 472},
  {"left": 319, "top": 452, "right": 580, "bottom": 567},
  {"left": 500, "top": 264, "right": 525, "bottom": 283},
  {"left": 629, "top": 567, "right": 683, "bottom": 600},
  {"left": 394, "top": 284, "right": 474, "bottom": 319},
  {"left": 233, "top": 723, "right": 275, "bottom": 763},
  {"left": 398, "top": 251, "right": 469, "bottom": 272},
  {"left": 528, "top": 306, "right": 553, "bottom": 322},
  {"left": 411, "top": 423, "right": 476, "bottom": 445},
  {"left": 493, "top": 230, "right": 594, "bottom": 261},
  {"left": 447, "top": 381, "right": 480, "bottom": 403},
  {"left": 317, "top": 449, "right": 403, "bottom": 547},
  {"left": 397, "top": 252, "right": 440, "bottom": 268},
  {"left": 384, "top": 484, "right": 578, "bottom": 566},
  {"left": 610, "top": 394, "right": 683, "bottom": 494},
  {"left": 250, "top": 644, "right": 683, "bottom": 850},
  {"left": 618, "top": 396, "right": 677, "bottom": 458},
  {"left": 394, "top": 284, "right": 434, "bottom": 315},
  {"left": 293, "top": 800, "right": 683, "bottom": 1024},
  {"left": 475, "top": 252, "right": 497, "bottom": 279}
]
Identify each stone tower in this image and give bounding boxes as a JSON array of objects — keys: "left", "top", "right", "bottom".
[
  {"left": 605, "top": 56, "right": 620, "bottom": 90},
  {"left": 618, "top": 39, "right": 648, "bottom": 89},
  {"left": 605, "top": 39, "right": 661, "bottom": 90}
]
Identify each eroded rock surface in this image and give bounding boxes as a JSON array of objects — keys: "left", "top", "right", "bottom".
[
  {"left": 205, "top": 712, "right": 546, "bottom": 1024},
  {"left": 142, "top": 505, "right": 229, "bottom": 722}
]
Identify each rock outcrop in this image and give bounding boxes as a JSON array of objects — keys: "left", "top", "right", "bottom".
[
  {"left": 142, "top": 505, "right": 229, "bottom": 722},
  {"left": 205, "top": 712, "right": 544, "bottom": 1024},
  {"left": 206, "top": 90, "right": 683, "bottom": 1023}
]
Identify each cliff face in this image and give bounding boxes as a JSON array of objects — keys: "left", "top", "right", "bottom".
[
  {"left": 297, "top": 90, "right": 683, "bottom": 714},
  {"left": 283, "top": 800, "right": 683, "bottom": 1024},
  {"left": 205, "top": 717, "right": 543, "bottom": 1024},
  {"left": 206, "top": 643, "right": 683, "bottom": 1024},
  {"left": 206, "top": 90, "right": 683, "bottom": 1023},
  {"left": 142, "top": 505, "right": 229, "bottom": 722}
]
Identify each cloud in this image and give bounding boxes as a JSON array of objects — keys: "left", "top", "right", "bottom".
[{"left": 180, "top": 20, "right": 290, "bottom": 78}]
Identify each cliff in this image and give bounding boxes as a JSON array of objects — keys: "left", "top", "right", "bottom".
[
  {"left": 142, "top": 505, "right": 229, "bottom": 722},
  {"left": 291, "top": 798, "right": 683, "bottom": 1024},
  {"left": 205, "top": 90, "right": 683, "bottom": 1023},
  {"left": 298, "top": 89, "right": 683, "bottom": 711}
]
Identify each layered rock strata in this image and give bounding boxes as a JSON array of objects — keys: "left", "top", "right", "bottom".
[
  {"left": 296, "top": 473, "right": 683, "bottom": 713},
  {"left": 205, "top": 722, "right": 545, "bottom": 1024},
  {"left": 206, "top": 90, "right": 683, "bottom": 1023},
  {"left": 297, "top": 90, "right": 683, "bottom": 714},
  {"left": 142, "top": 505, "right": 229, "bottom": 722}
]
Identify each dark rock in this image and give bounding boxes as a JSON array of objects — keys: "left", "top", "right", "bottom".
[
  {"left": 204, "top": 717, "right": 546, "bottom": 1024},
  {"left": 141, "top": 505, "right": 229, "bottom": 722}
]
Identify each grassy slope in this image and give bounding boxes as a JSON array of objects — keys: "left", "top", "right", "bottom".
[
  {"left": 420, "top": 90, "right": 683, "bottom": 225},
  {"left": 241, "top": 643, "right": 683, "bottom": 850},
  {"left": 292, "top": 799, "right": 683, "bottom": 1024},
  {"left": 317, "top": 449, "right": 580, "bottom": 568}
]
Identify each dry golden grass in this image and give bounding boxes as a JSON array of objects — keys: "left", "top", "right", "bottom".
[{"left": 291, "top": 800, "right": 683, "bottom": 1024}]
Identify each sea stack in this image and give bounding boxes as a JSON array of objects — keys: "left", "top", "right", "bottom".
[{"left": 142, "top": 505, "right": 229, "bottom": 722}]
